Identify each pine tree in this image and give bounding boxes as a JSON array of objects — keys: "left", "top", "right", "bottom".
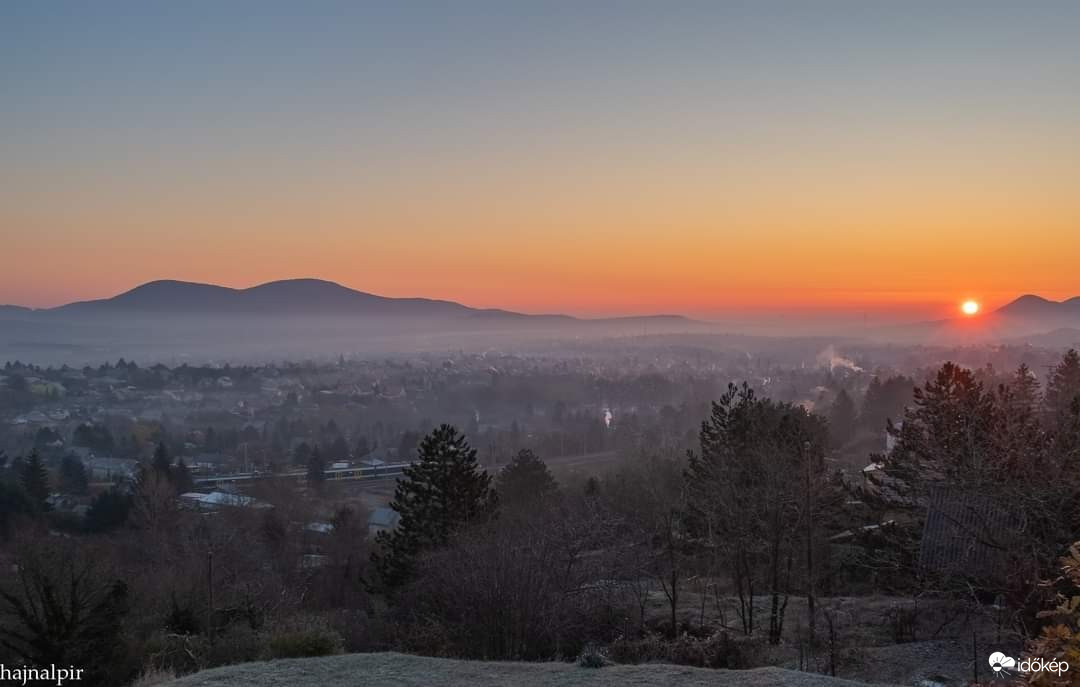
[
  {"left": 19, "top": 451, "right": 51, "bottom": 512},
  {"left": 84, "top": 488, "right": 132, "bottom": 533},
  {"left": 1044, "top": 349, "right": 1080, "bottom": 427},
  {"left": 306, "top": 446, "right": 325, "bottom": 489},
  {"left": 374, "top": 424, "right": 497, "bottom": 587},
  {"left": 827, "top": 388, "right": 858, "bottom": 448},
  {"left": 496, "top": 449, "right": 559, "bottom": 512},
  {"left": 58, "top": 455, "right": 89, "bottom": 495},
  {"left": 152, "top": 441, "right": 171, "bottom": 477},
  {"left": 173, "top": 458, "right": 194, "bottom": 494}
]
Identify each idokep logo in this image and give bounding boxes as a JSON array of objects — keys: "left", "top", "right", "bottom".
[
  {"left": 989, "top": 651, "right": 1016, "bottom": 676},
  {"left": 989, "top": 651, "right": 1069, "bottom": 679}
]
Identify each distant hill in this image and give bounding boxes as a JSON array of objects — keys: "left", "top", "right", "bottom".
[
  {"left": 51, "top": 279, "right": 476, "bottom": 318},
  {"left": 40, "top": 278, "right": 693, "bottom": 327},
  {"left": 0, "top": 279, "right": 709, "bottom": 364},
  {"left": 864, "top": 294, "right": 1080, "bottom": 345},
  {"left": 995, "top": 294, "right": 1080, "bottom": 319},
  {"left": 0, "top": 305, "right": 33, "bottom": 317}
]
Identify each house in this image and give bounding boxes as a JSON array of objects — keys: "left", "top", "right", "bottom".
[
  {"left": 305, "top": 521, "right": 334, "bottom": 535},
  {"left": 178, "top": 491, "right": 270, "bottom": 511},
  {"left": 84, "top": 457, "right": 139, "bottom": 482}
]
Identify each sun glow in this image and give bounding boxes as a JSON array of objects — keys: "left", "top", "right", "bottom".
[{"left": 961, "top": 300, "right": 980, "bottom": 316}]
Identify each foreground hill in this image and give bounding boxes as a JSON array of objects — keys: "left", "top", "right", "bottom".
[{"left": 163, "top": 652, "right": 874, "bottom": 687}]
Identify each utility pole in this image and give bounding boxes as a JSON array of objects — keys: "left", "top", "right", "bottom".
[
  {"left": 207, "top": 550, "right": 214, "bottom": 644},
  {"left": 804, "top": 440, "right": 816, "bottom": 650}
]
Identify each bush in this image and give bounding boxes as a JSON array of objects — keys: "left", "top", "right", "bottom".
[
  {"left": 606, "top": 631, "right": 766, "bottom": 669},
  {"left": 578, "top": 644, "right": 607, "bottom": 668},
  {"left": 129, "top": 667, "right": 176, "bottom": 687},
  {"left": 1022, "top": 541, "right": 1080, "bottom": 686},
  {"left": 267, "top": 616, "right": 344, "bottom": 659}
]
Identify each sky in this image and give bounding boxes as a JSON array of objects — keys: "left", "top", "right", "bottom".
[{"left": 3, "top": 1, "right": 1079, "bottom": 320}]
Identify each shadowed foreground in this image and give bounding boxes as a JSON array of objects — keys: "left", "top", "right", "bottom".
[{"left": 164, "top": 652, "right": 876, "bottom": 687}]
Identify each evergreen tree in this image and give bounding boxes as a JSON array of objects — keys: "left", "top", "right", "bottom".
[
  {"left": 827, "top": 388, "right": 858, "bottom": 448},
  {"left": 374, "top": 424, "right": 497, "bottom": 587},
  {"left": 1010, "top": 362, "right": 1041, "bottom": 414},
  {"left": 495, "top": 449, "right": 559, "bottom": 512},
  {"left": 859, "top": 375, "right": 914, "bottom": 432},
  {"left": 883, "top": 362, "right": 999, "bottom": 491},
  {"left": 306, "top": 446, "right": 325, "bottom": 489},
  {"left": 84, "top": 488, "right": 132, "bottom": 533},
  {"left": 152, "top": 441, "right": 171, "bottom": 476},
  {"left": 1044, "top": 349, "right": 1080, "bottom": 427},
  {"left": 19, "top": 451, "right": 50, "bottom": 512},
  {"left": 329, "top": 435, "right": 350, "bottom": 462},
  {"left": 0, "top": 482, "right": 33, "bottom": 538},
  {"left": 355, "top": 435, "right": 371, "bottom": 458},
  {"left": 173, "top": 458, "right": 194, "bottom": 494},
  {"left": 294, "top": 441, "right": 312, "bottom": 467},
  {"left": 58, "top": 455, "right": 89, "bottom": 495}
]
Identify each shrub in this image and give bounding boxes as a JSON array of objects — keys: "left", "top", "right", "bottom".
[
  {"left": 606, "top": 631, "right": 766, "bottom": 669},
  {"left": 129, "top": 667, "right": 176, "bottom": 687},
  {"left": 578, "top": 644, "right": 607, "bottom": 668},
  {"left": 267, "top": 616, "right": 344, "bottom": 659},
  {"left": 1022, "top": 541, "right": 1080, "bottom": 686}
]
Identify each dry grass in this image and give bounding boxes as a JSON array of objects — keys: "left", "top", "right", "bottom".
[{"left": 163, "top": 651, "right": 877, "bottom": 687}]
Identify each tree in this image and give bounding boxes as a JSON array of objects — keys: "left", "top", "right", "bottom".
[
  {"left": 685, "top": 383, "right": 828, "bottom": 643},
  {"left": 1010, "top": 363, "right": 1042, "bottom": 415},
  {"left": 58, "top": 455, "right": 89, "bottom": 495},
  {"left": 72, "top": 423, "right": 114, "bottom": 454},
  {"left": 866, "top": 362, "right": 1077, "bottom": 614},
  {"left": 355, "top": 435, "right": 371, "bottom": 458},
  {"left": 373, "top": 424, "right": 498, "bottom": 587},
  {"left": 293, "top": 441, "right": 312, "bottom": 467},
  {"left": 306, "top": 445, "right": 325, "bottom": 490},
  {"left": 0, "top": 482, "right": 33, "bottom": 538},
  {"left": 1044, "top": 349, "right": 1080, "bottom": 428},
  {"left": 84, "top": 489, "right": 132, "bottom": 533},
  {"left": 859, "top": 375, "right": 914, "bottom": 433},
  {"left": 173, "top": 457, "right": 194, "bottom": 494},
  {"left": 0, "top": 540, "right": 128, "bottom": 686},
  {"left": 18, "top": 451, "right": 50, "bottom": 512},
  {"left": 827, "top": 389, "right": 857, "bottom": 448},
  {"left": 496, "top": 449, "right": 559, "bottom": 512},
  {"left": 606, "top": 455, "right": 691, "bottom": 638},
  {"left": 152, "top": 441, "right": 171, "bottom": 476},
  {"left": 328, "top": 435, "right": 350, "bottom": 462}
]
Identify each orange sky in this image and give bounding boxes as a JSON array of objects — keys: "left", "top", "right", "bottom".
[{"left": 4, "top": 4, "right": 1080, "bottom": 319}]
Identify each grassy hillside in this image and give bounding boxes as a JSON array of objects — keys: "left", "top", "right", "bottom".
[{"left": 163, "top": 652, "right": 875, "bottom": 687}]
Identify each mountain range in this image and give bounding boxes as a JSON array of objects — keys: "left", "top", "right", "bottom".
[
  {"left": 1, "top": 278, "right": 694, "bottom": 325},
  {"left": 4, "top": 282, "right": 1080, "bottom": 359}
]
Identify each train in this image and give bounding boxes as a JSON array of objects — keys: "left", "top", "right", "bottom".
[{"left": 193, "top": 461, "right": 411, "bottom": 488}]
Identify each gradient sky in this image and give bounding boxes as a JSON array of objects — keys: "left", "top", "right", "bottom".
[{"left": 3, "top": 1, "right": 1079, "bottom": 319}]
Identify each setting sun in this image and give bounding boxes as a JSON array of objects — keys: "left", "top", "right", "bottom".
[{"left": 961, "top": 300, "right": 980, "bottom": 316}]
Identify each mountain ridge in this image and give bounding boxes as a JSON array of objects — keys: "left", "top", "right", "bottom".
[{"left": 28, "top": 278, "right": 693, "bottom": 324}]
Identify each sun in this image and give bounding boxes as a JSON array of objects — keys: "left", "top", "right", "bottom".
[{"left": 961, "top": 300, "right": 980, "bottom": 316}]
